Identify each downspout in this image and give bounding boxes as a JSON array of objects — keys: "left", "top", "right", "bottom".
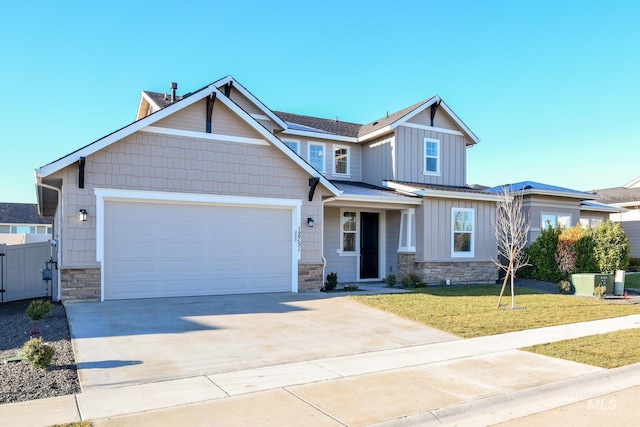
[
  {"left": 35, "top": 177, "right": 62, "bottom": 302},
  {"left": 321, "top": 196, "right": 338, "bottom": 288}
]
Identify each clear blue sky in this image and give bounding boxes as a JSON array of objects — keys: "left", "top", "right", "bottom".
[{"left": 1, "top": 1, "right": 638, "bottom": 203}]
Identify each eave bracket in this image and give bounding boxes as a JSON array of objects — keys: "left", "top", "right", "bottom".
[{"left": 308, "top": 177, "right": 320, "bottom": 202}]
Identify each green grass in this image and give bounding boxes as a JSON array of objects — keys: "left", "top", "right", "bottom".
[
  {"left": 624, "top": 273, "right": 640, "bottom": 288},
  {"left": 522, "top": 328, "right": 640, "bottom": 368},
  {"left": 350, "top": 285, "right": 640, "bottom": 338}
]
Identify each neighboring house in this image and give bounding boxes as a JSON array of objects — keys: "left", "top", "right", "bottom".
[
  {"left": 35, "top": 76, "right": 499, "bottom": 302},
  {"left": 485, "top": 181, "right": 620, "bottom": 245},
  {"left": 595, "top": 177, "right": 640, "bottom": 257},
  {"left": 0, "top": 203, "right": 52, "bottom": 245}
]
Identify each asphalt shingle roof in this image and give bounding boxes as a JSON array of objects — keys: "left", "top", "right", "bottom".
[
  {"left": 485, "top": 181, "right": 596, "bottom": 197},
  {"left": 390, "top": 181, "right": 492, "bottom": 195},
  {"left": 331, "top": 181, "right": 420, "bottom": 199},
  {"left": 0, "top": 203, "right": 51, "bottom": 224},
  {"left": 594, "top": 186, "right": 640, "bottom": 205}
]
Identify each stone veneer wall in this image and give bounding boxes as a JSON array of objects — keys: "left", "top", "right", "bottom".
[
  {"left": 298, "top": 263, "right": 323, "bottom": 292},
  {"left": 415, "top": 261, "right": 498, "bottom": 285},
  {"left": 397, "top": 253, "right": 498, "bottom": 285},
  {"left": 60, "top": 267, "right": 101, "bottom": 302},
  {"left": 397, "top": 253, "right": 416, "bottom": 280}
]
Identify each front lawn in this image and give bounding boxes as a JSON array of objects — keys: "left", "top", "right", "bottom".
[
  {"left": 350, "top": 285, "right": 640, "bottom": 338},
  {"left": 625, "top": 273, "right": 640, "bottom": 288},
  {"left": 522, "top": 329, "right": 640, "bottom": 368}
]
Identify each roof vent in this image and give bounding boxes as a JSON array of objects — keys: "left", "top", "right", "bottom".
[{"left": 170, "top": 82, "right": 178, "bottom": 102}]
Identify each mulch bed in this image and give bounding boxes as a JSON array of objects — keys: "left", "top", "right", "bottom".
[{"left": 0, "top": 299, "right": 80, "bottom": 404}]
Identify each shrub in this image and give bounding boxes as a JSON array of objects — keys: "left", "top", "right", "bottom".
[
  {"left": 414, "top": 282, "right": 427, "bottom": 288},
  {"left": 523, "top": 227, "right": 562, "bottom": 282},
  {"left": 21, "top": 337, "right": 55, "bottom": 369},
  {"left": 343, "top": 284, "right": 359, "bottom": 291},
  {"left": 324, "top": 272, "right": 338, "bottom": 291},
  {"left": 573, "top": 227, "right": 599, "bottom": 274},
  {"left": 385, "top": 274, "right": 397, "bottom": 288},
  {"left": 25, "top": 299, "right": 52, "bottom": 321},
  {"left": 594, "top": 285, "right": 607, "bottom": 299},
  {"left": 593, "top": 222, "right": 630, "bottom": 274},
  {"left": 401, "top": 273, "right": 420, "bottom": 287},
  {"left": 557, "top": 280, "right": 571, "bottom": 295},
  {"left": 555, "top": 226, "right": 581, "bottom": 279}
]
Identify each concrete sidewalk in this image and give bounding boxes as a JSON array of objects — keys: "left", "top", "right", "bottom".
[{"left": 2, "top": 312, "right": 640, "bottom": 426}]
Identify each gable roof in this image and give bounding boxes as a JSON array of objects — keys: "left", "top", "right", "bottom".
[
  {"left": 0, "top": 203, "right": 51, "bottom": 224},
  {"left": 486, "top": 181, "right": 599, "bottom": 200},
  {"left": 277, "top": 96, "right": 480, "bottom": 145},
  {"left": 35, "top": 76, "right": 341, "bottom": 201}
]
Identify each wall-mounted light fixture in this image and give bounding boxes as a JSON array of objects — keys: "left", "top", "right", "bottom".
[
  {"left": 78, "top": 209, "right": 88, "bottom": 222},
  {"left": 307, "top": 217, "right": 315, "bottom": 227}
]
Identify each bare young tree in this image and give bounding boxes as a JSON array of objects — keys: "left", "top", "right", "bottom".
[{"left": 493, "top": 187, "right": 531, "bottom": 309}]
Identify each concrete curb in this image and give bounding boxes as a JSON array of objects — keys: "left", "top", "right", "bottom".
[{"left": 371, "top": 362, "right": 640, "bottom": 426}]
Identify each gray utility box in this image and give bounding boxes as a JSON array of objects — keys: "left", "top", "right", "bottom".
[{"left": 570, "top": 274, "right": 614, "bottom": 296}]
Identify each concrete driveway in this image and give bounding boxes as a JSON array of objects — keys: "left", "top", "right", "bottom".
[{"left": 66, "top": 292, "right": 459, "bottom": 392}]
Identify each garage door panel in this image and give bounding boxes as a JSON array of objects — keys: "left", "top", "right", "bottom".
[{"left": 104, "top": 200, "right": 294, "bottom": 300}]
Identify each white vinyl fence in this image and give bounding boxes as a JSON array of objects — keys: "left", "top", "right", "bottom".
[{"left": 0, "top": 242, "right": 57, "bottom": 303}]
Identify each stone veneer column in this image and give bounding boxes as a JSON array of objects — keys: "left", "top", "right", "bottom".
[
  {"left": 298, "top": 263, "right": 324, "bottom": 292},
  {"left": 397, "top": 253, "right": 416, "bottom": 280},
  {"left": 414, "top": 261, "right": 498, "bottom": 285},
  {"left": 60, "top": 265, "right": 101, "bottom": 302}
]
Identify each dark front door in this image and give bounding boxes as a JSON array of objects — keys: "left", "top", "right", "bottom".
[{"left": 360, "top": 212, "right": 379, "bottom": 279}]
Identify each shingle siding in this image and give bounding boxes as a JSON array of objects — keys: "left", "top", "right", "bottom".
[{"left": 59, "top": 130, "right": 326, "bottom": 269}]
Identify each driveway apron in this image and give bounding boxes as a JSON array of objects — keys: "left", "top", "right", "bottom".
[{"left": 65, "top": 292, "right": 459, "bottom": 391}]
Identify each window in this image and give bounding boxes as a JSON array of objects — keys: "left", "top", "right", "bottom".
[
  {"left": 333, "top": 145, "right": 350, "bottom": 175},
  {"left": 579, "top": 218, "right": 602, "bottom": 228},
  {"left": 541, "top": 213, "right": 572, "bottom": 229},
  {"left": 452, "top": 208, "right": 474, "bottom": 257},
  {"left": 423, "top": 138, "right": 440, "bottom": 175},
  {"left": 308, "top": 143, "right": 325, "bottom": 172},
  {"left": 0, "top": 225, "right": 9, "bottom": 233},
  {"left": 283, "top": 139, "right": 299, "bottom": 154},
  {"left": 398, "top": 209, "right": 416, "bottom": 252},
  {"left": 342, "top": 211, "right": 357, "bottom": 252}
]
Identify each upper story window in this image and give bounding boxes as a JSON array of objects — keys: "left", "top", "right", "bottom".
[
  {"left": 452, "top": 208, "right": 474, "bottom": 257},
  {"left": 333, "top": 145, "right": 350, "bottom": 176},
  {"left": 423, "top": 138, "right": 440, "bottom": 175},
  {"left": 541, "top": 213, "right": 571, "bottom": 229},
  {"left": 308, "top": 142, "right": 325, "bottom": 173},
  {"left": 283, "top": 139, "right": 300, "bottom": 154}
]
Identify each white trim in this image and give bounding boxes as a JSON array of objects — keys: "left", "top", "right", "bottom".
[
  {"left": 327, "top": 194, "right": 421, "bottom": 206},
  {"left": 282, "top": 138, "right": 300, "bottom": 154},
  {"left": 338, "top": 209, "right": 358, "bottom": 255},
  {"left": 332, "top": 144, "right": 350, "bottom": 176},
  {"left": 142, "top": 126, "right": 269, "bottom": 146},
  {"left": 624, "top": 176, "right": 640, "bottom": 188},
  {"left": 214, "top": 76, "right": 287, "bottom": 130},
  {"left": 423, "top": 137, "right": 441, "bottom": 176},
  {"left": 36, "top": 80, "right": 341, "bottom": 198},
  {"left": 95, "top": 188, "right": 302, "bottom": 301},
  {"left": 250, "top": 113, "right": 270, "bottom": 121},
  {"left": 308, "top": 142, "right": 326, "bottom": 173},
  {"left": 451, "top": 207, "right": 475, "bottom": 258},
  {"left": 357, "top": 125, "right": 393, "bottom": 142},
  {"left": 281, "top": 128, "right": 358, "bottom": 143},
  {"left": 400, "top": 122, "right": 464, "bottom": 137},
  {"left": 336, "top": 209, "right": 386, "bottom": 281},
  {"left": 37, "top": 84, "right": 216, "bottom": 178},
  {"left": 398, "top": 208, "right": 416, "bottom": 253},
  {"left": 438, "top": 101, "right": 480, "bottom": 144}
]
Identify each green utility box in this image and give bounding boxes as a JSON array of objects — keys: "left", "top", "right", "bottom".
[{"left": 570, "top": 274, "right": 614, "bottom": 296}]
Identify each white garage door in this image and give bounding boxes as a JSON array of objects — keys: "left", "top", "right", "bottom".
[{"left": 103, "top": 200, "right": 294, "bottom": 300}]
